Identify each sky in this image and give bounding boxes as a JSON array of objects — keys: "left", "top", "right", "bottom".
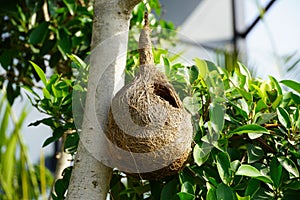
[{"left": 245, "top": 0, "right": 300, "bottom": 80}]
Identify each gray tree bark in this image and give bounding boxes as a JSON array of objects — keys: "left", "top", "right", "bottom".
[{"left": 66, "top": 0, "right": 141, "bottom": 199}]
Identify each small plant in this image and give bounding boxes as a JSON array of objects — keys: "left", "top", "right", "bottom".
[{"left": 0, "top": 92, "right": 53, "bottom": 199}]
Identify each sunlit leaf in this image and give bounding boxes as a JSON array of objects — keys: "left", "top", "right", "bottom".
[
  {"left": 277, "top": 107, "right": 291, "bottom": 128},
  {"left": 280, "top": 80, "right": 300, "bottom": 94},
  {"left": 278, "top": 157, "right": 299, "bottom": 178},
  {"left": 230, "top": 124, "right": 268, "bottom": 135},
  {"left": 236, "top": 165, "right": 273, "bottom": 184},
  {"left": 30, "top": 61, "right": 47, "bottom": 86}
]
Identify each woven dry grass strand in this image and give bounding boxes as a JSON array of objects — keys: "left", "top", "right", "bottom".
[{"left": 107, "top": 12, "right": 193, "bottom": 179}]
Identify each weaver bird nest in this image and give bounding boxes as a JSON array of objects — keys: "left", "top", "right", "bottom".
[{"left": 107, "top": 13, "right": 193, "bottom": 179}]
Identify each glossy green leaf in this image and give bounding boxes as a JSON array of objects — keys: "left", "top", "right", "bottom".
[
  {"left": 245, "top": 178, "right": 260, "bottom": 197},
  {"left": 280, "top": 80, "right": 300, "bottom": 94},
  {"left": 277, "top": 107, "right": 291, "bottom": 128},
  {"left": 209, "top": 102, "right": 225, "bottom": 133},
  {"left": 230, "top": 160, "right": 240, "bottom": 172},
  {"left": 216, "top": 183, "right": 236, "bottom": 200},
  {"left": 278, "top": 157, "right": 299, "bottom": 178},
  {"left": 255, "top": 99, "right": 267, "bottom": 112},
  {"left": 206, "top": 187, "right": 217, "bottom": 200},
  {"left": 161, "top": 179, "right": 179, "bottom": 200},
  {"left": 230, "top": 124, "right": 268, "bottom": 135},
  {"left": 176, "top": 192, "right": 195, "bottom": 200},
  {"left": 269, "top": 76, "right": 282, "bottom": 95},
  {"left": 236, "top": 164, "right": 272, "bottom": 183},
  {"left": 193, "top": 142, "right": 212, "bottom": 166},
  {"left": 42, "top": 128, "right": 65, "bottom": 147},
  {"left": 64, "top": 133, "right": 79, "bottom": 154},
  {"left": 194, "top": 58, "right": 208, "bottom": 79},
  {"left": 247, "top": 144, "right": 264, "bottom": 163},
  {"left": 236, "top": 193, "right": 250, "bottom": 200},
  {"left": 181, "top": 182, "right": 195, "bottom": 194},
  {"left": 216, "top": 152, "right": 232, "bottom": 185},
  {"left": 188, "top": 65, "right": 199, "bottom": 84},
  {"left": 270, "top": 157, "right": 282, "bottom": 188},
  {"left": 29, "top": 22, "right": 49, "bottom": 45},
  {"left": 30, "top": 61, "right": 47, "bottom": 86}
]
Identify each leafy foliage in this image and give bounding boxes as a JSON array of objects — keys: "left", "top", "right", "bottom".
[
  {"left": 0, "top": 0, "right": 93, "bottom": 105},
  {"left": 2, "top": 0, "right": 300, "bottom": 199},
  {"left": 0, "top": 93, "right": 53, "bottom": 199}
]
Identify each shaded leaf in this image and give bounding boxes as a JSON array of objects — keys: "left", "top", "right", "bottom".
[
  {"left": 216, "top": 183, "right": 236, "bottom": 200},
  {"left": 29, "top": 22, "right": 49, "bottom": 45},
  {"left": 270, "top": 157, "right": 282, "bottom": 189}
]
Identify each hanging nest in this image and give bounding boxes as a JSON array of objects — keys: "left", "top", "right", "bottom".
[{"left": 106, "top": 13, "right": 193, "bottom": 180}]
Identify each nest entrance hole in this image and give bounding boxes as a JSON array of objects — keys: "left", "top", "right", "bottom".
[{"left": 153, "top": 83, "right": 179, "bottom": 108}]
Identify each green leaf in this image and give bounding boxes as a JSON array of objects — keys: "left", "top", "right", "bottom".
[
  {"left": 284, "top": 180, "right": 300, "bottom": 190},
  {"left": 43, "top": 88, "right": 51, "bottom": 99},
  {"left": 278, "top": 157, "right": 299, "bottom": 178},
  {"left": 216, "top": 152, "right": 232, "bottom": 185},
  {"left": 236, "top": 193, "right": 250, "bottom": 200},
  {"left": 161, "top": 178, "right": 179, "bottom": 200},
  {"left": 246, "top": 144, "right": 264, "bottom": 163},
  {"left": 193, "top": 142, "right": 212, "bottom": 166},
  {"left": 29, "top": 22, "right": 49, "bottom": 45},
  {"left": 230, "top": 160, "right": 240, "bottom": 172},
  {"left": 237, "top": 88, "right": 252, "bottom": 102},
  {"left": 206, "top": 187, "right": 217, "bottom": 200},
  {"left": 42, "top": 128, "right": 65, "bottom": 147},
  {"left": 63, "top": 0, "right": 76, "bottom": 15},
  {"left": 255, "top": 99, "right": 267, "bottom": 112},
  {"left": 1, "top": 132, "right": 18, "bottom": 194},
  {"left": 181, "top": 182, "right": 195, "bottom": 195},
  {"left": 271, "top": 94, "right": 283, "bottom": 110},
  {"left": 30, "top": 61, "right": 47, "bottom": 86},
  {"left": 280, "top": 80, "right": 300, "bottom": 94},
  {"left": 183, "top": 96, "right": 201, "bottom": 115},
  {"left": 216, "top": 183, "right": 236, "bottom": 200},
  {"left": 270, "top": 157, "right": 282, "bottom": 189},
  {"left": 188, "top": 65, "right": 199, "bottom": 84},
  {"left": 163, "top": 57, "right": 171, "bottom": 75},
  {"left": 209, "top": 102, "right": 225, "bottom": 133},
  {"left": 176, "top": 192, "right": 195, "bottom": 200},
  {"left": 64, "top": 133, "right": 79, "bottom": 154},
  {"left": 277, "top": 107, "right": 291, "bottom": 128},
  {"left": 54, "top": 179, "right": 68, "bottom": 197},
  {"left": 269, "top": 76, "right": 282, "bottom": 95},
  {"left": 245, "top": 178, "right": 260, "bottom": 197},
  {"left": 194, "top": 58, "right": 208, "bottom": 79},
  {"left": 57, "top": 28, "right": 72, "bottom": 57},
  {"left": 230, "top": 124, "right": 268, "bottom": 135},
  {"left": 236, "top": 165, "right": 273, "bottom": 184}
]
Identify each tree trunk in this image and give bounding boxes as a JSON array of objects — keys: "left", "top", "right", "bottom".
[{"left": 66, "top": 0, "right": 141, "bottom": 199}]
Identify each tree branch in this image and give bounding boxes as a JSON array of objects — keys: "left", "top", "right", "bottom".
[{"left": 66, "top": 0, "right": 141, "bottom": 199}]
